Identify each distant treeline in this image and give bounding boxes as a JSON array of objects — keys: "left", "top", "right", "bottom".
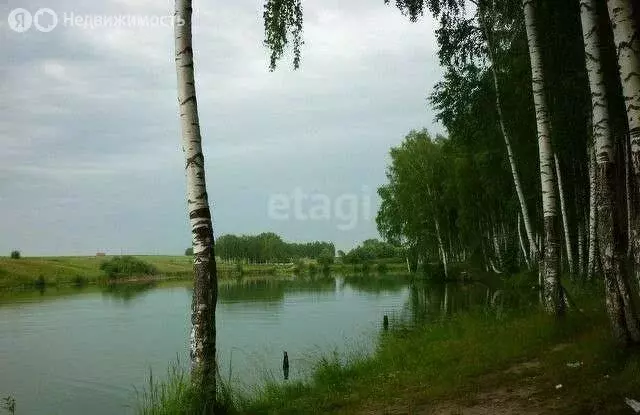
[{"left": 215, "top": 232, "right": 335, "bottom": 263}]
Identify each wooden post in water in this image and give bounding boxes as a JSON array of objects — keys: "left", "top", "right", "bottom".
[
  {"left": 282, "top": 351, "right": 289, "bottom": 380},
  {"left": 383, "top": 315, "right": 389, "bottom": 331}
]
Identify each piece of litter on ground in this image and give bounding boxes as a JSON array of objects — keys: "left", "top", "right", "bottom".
[
  {"left": 566, "top": 361, "right": 582, "bottom": 368},
  {"left": 603, "top": 374, "right": 610, "bottom": 379},
  {"left": 555, "top": 384, "right": 563, "bottom": 390},
  {"left": 625, "top": 398, "right": 640, "bottom": 413}
]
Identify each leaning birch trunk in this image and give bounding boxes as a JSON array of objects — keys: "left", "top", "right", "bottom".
[
  {"left": 554, "top": 155, "right": 575, "bottom": 276},
  {"left": 434, "top": 218, "right": 449, "bottom": 280},
  {"left": 175, "top": 0, "right": 219, "bottom": 404},
  {"left": 607, "top": 0, "right": 640, "bottom": 293},
  {"left": 582, "top": 0, "right": 640, "bottom": 343},
  {"left": 518, "top": 213, "right": 531, "bottom": 268},
  {"left": 522, "top": 0, "right": 564, "bottom": 316},
  {"left": 482, "top": 16, "right": 539, "bottom": 263},
  {"left": 587, "top": 145, "right": 598, "bottom": 278}
]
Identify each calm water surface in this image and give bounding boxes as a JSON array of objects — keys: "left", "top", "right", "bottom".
[{"left": 0, "top": 276, "right": 430, "bottom": 415}]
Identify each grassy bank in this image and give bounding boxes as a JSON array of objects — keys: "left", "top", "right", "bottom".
[
  {"left": 141, "top": 282, "right": 639, "bottom": 414},
  {"left": 0, "top": 255, "right": 408, "bottom": 290}
]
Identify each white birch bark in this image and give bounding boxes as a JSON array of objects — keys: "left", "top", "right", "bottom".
[
  {"left": 583, "top": 0, "right": 640, "bottom": 343},
  {"left": 492, "top": 224, "right": 503, "bottom": 269},
  {"left": 434, "top": 217, "right": 449, "bottom": 280},
  {"left": 577, "top": 215, "right": 585, "bottom": 277},
  {"left": 607, "top": 0, "right": 640, "bottom": 294},
  {"left": 518, "top": 213, "right": 531, "bottom": 268},
  {"left": 624, "top": 136, "right": 632, "bottom": 256},
  {"left": 555, "top": 155, "right": 575, "bottom": 276},
  {"left": 482, "top": 15, "right": 540, "bottom": 263},
  {"left": 587, "top": 145, "right": 598, "bottom": 279},
  {"left": 175, "top": 0, "right": 218, "bottom": 402},
  {"left": 522, "top": 0, "right": 564, "bottom": 316}
]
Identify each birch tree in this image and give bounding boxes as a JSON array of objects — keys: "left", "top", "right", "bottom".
[
  {"left": 606, "top": 0, "right": 640, "bottom": 292},
  {"left": 582, "top": 0, "right": 640, "bottom": 344},
  {"left": 554, "top": 155, "right": 574, "bottom": 276},
  {"left": 175, "top": 0, "right": 218, "bottom": 405},
  {"left": 587, "top": 145, "right": 597, "bottom": 279},
  {"left": 522, "top": 0, "right": 564, "bottom": 316},
  {"left": 481, "top": 9, "right": 539, "bottom": 264}
]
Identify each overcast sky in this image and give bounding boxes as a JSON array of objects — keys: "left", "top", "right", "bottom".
[{"left": 0, "top": 0, "right": 443, "bottom": 256}]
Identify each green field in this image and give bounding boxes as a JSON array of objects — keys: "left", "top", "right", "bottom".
[{"left": 0, "top": 255, "right": 407, "bottom": 290}]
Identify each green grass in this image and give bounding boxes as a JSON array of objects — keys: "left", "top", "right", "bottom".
[{"left": 136, "top": 363, "right": 236, "bottom": 415}]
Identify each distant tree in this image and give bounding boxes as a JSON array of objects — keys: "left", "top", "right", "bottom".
[
  {"left": 317, "top": 248, "right": 335, "bottom": 267},
  {"left": 185, "top": 247, "right": 194, "bottom": 256},
  {"left": 10, "top": 250, "right": 20, "bottom": 259}
]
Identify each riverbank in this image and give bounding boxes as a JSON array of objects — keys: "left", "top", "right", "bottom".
[
  {"left": 141, "top": 281, "right": 640, "bottom": 415},
  {"left": 0, "top": 255, "right": 408, "bottom": 290}
]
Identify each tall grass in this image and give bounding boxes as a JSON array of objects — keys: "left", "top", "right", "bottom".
[{"left": 136, "top": 363, "right": 236, "bottom": 415}]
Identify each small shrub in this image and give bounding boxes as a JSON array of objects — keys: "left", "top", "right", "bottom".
[
  {"left": 293, "top": 260, "right": 305, "bottom": 276},
  {"left": 34, "top": 275, "right": 46, "bottom": 289},
  {"left": 72, "top": 275, "right": 88, "bottom": 287},
  {"left": 100, "top": 256, "right": 158, "bottom": 280},
  {"left": 184, "top": 247, "right": 194, "bottom": 256},
  {"left": 376, "top": 262, "right": 389, "bottom": 274},
  {"left": 308, "top": 263, "right": 318, "bottom": 276},
  {"left": 234, "top": 262, "right": 245, "bottom": 277},
  {"left": 362, "top": 261, "right": 371, "bottom": 274},
  {"left": 10, "top": 250, "right": 20, "bottom": 259}
]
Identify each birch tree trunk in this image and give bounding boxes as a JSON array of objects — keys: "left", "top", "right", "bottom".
[
  {"left": 577, "top": 217, "right": 585, "bottom": 277},
  {"left": 434, "top": 218, "right": 449, "bottom": 280},
  {"left": 518, "top": 213, "right": 532, "bottom": 268},
  {"left": 492, "top": 224, "right": 504, "bottom": 269},
  {"left": 587, "top": 145, "right": 598, "bottom": 278},
  {"left": 175, "top": 0, "right": 219, "bottom": 404},
  {"left": 522, "top": 0, "right": 564, "bottom": 316},
  {"left": 583, "top": 0, "right": 640, "bottom": 344},
  {"left": 624, "top": 135, "right": 632, "bottom": 256},
  {"left": 606, "top": 0, "right": 640, "bottom": 294},
  {"left": 482, "top": 15, "right": 540, "bottom": 263},
  {"left": 554, "top": 155, "right": 575, "bottom": 276}
]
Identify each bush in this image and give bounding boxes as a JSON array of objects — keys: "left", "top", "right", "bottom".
[
  {"left": 34, "top": 275, "right": 46, "bottom": 289},
  {"left": 376, "top": 262, "right": 389, "bottom": 274},
  {"left": 234, "top": 262, "right": 245, "bottom": 277},
  {"left": 100, "top": 256, "right": 158, "bottom": 280},
  {"left": 185, "top": 247, "right": 194, "bottom": 256},
  {"left": 317, "top": 248, "right": 335, "bottom": 267},
  {"left": 72, "top": 275, "right": 88, "bottom": 287},
  {"left": 10, "top": 250, "right": 20, "bottom": 259},
  {"left": 293, "top": 260, "right": 305, "bottom": 276}
]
